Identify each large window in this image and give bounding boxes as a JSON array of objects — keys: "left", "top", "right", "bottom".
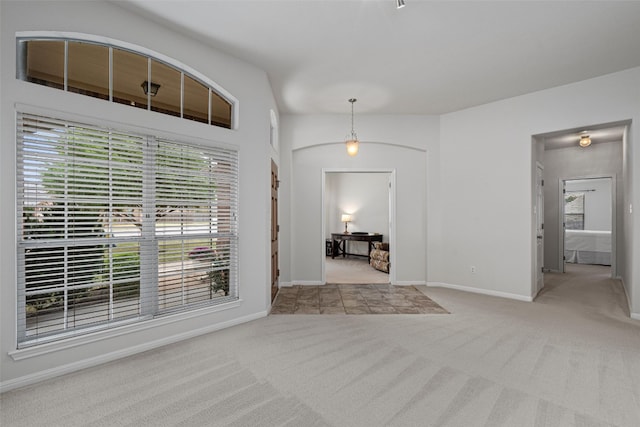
[
  {"left": 17, "top": 112, "right": 238, "bottom": 347},
  {"left": 17, "top": 37, "right": 233, "bottom": 129}
]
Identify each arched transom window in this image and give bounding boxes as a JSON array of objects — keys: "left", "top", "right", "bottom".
[{"left": 16, "top": 35, "right": 234, "bottom": 129}]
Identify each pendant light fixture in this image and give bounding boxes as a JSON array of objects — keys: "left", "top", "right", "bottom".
[{"left": 345, "top": 98, "right": 359, "bottom": 157}]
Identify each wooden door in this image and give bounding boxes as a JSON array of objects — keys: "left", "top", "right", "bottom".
[{"left": 271, "top": 160, "right": 279, "bottom": 302}]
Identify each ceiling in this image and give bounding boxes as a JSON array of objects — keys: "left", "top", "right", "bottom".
[
  {"left": 539, "top": 123, "right": 627, "bottom": 151},
  {"left": 116, "top": 0, "right": 640, "bottom": 115}
]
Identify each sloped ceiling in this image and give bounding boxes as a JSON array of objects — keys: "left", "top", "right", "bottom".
[{"left": 116, "top": 0, "right": 640, "bottom": 115}]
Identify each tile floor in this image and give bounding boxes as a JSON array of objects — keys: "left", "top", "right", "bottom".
[{"left": 271, "top": 284, "right": 449, "bottom": 315}]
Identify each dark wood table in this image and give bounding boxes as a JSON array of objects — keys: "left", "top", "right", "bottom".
[{"left": 331, "top": 233, "right": 383, "bottom": 259}]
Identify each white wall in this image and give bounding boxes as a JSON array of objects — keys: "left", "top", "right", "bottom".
[
  {"left": 439, "top": 68, "right": 639, "bottom": 314},
  {"left": 543, "top": 144, "right": 623, "bottom": 272},
  {"left": 2, "top": 1, "right": 639, "bottom": 392},
  {"left": 281, "top": 69, "right": 639, "bottom": 315},
  {"left": 280, "top": 115, "right": 440, "bottom": 286},
  {"left": 325, "top": 172, "right": 390, "bottom": 252},
  {"left": 621, "top": 124, "right": 636, "bottom": 318},
  {"left": 0, "top": 0, "right": 277, "bottom": 390}
]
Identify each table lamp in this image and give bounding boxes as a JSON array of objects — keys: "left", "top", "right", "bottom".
[{"left": 341, "top": 214, "right": 352, "bottom": 233}]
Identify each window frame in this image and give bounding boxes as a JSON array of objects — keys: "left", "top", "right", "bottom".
[
  {"left": 16, "top": 111, "right": 240, "bottom": 349},
  {"left": 564, "top": 191, "right": 585, "bottom": 231},
  {"left": 15, "top": 31, "right": 239, "bottom": 130}
]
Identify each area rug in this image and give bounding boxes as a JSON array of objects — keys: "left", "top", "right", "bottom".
[{"left": 271, "top": 284, "right": 449, "bottom": 314}]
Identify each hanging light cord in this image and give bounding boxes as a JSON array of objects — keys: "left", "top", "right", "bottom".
[
  {"left": 345, "top": 98, "right": 359, "bottom": 156},
  {"left": 349, "top": 98, "right": 357, "bottom": 139}
]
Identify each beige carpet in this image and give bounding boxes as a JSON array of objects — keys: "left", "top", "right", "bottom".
[
  {"left": 325, "top": 256, "right": 389, "bottom": 284},
  {"left": 2, "top": 264, "right": 639, "bottom": 426}
]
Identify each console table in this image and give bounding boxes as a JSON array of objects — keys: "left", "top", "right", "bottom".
[{"left": 331, "top": 233, "right": 383, "bottom": 259}]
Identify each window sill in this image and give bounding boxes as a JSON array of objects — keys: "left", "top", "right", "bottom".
[{"left": 9, "top": 299, "right": 242, "bottom": 361}]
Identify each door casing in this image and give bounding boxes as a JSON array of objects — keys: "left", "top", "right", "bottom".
[
  {"left": 558, "top": 176, "right": 616, "bottom": 277},
  {"left": 535, "top": 162, "right": 544, "bottom": 295},
  {"left": 321, "top": 168, "right": 396, "bottom": 285},
  {"left": 271, "top": 160, "right": 279, "bottom": 302}
]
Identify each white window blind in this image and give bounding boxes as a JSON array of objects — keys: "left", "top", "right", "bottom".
[{"left": 17, "top": 112, "right": 238, "bottom": 347}]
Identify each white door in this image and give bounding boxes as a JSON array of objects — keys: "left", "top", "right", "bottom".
[
  {"left": 561, "top": 180, "right": 567, "bottom": 273},
  {"left": 536, "top": 164, "right": 544, "bottom": 293}
]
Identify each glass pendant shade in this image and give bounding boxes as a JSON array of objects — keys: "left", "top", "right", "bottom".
[
  {"left": 345, "top": 98, "right": 359, "bottom": 156},
  {"left": 346, "top": 138, "right": 359, "bottom": 156}
]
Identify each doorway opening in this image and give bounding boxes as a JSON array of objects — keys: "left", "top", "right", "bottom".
[
  {"left": 322, "top": 170, "right": 395, "bottom": 285},
  {"left": 532, "top": 120, "right": 627, "bottom": 301},
  {"left": 560, "top": 177, "right": 614, "bottom": 276}
]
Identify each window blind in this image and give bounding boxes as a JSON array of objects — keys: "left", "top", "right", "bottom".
[{"left": 16, "top": 112, "right": 239, "bottom": 347}]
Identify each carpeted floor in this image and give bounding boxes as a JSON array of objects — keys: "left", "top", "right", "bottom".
[
  {"left": 271, "top": 284, "right": 449, "bottom": 314},
  {"left": 325, "top": 256, "right": 389, "bottom": 284},
  {"left": 2, "top": 264, "right": 639, "bottom": 426}
]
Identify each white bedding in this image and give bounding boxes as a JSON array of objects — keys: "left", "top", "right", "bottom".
[{"left": 565, "top": 230, "right": 611, "bottom": 265}]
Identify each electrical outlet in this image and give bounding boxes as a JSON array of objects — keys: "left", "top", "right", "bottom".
[{"left": 470, "top": 266, "right": 476, "bottom": 274}]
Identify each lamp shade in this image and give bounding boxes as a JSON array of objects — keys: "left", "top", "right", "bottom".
[
  {"left": 341, "top": 214, "right": 352, "bottom": 223},
  {"left": 346, "top": 139, "right": 359, "bottom": 156}
]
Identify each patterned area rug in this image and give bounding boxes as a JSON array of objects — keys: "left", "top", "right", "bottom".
[{"left": 271, "top": 284, "right": 449, "bottom": 315}]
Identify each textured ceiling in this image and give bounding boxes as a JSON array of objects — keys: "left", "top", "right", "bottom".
[{"left": 116, "top": 1, "right": 640, "bottom": 115}]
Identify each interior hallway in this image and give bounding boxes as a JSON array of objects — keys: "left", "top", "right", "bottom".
[
  {"left": 537, "top": 263, "right": 626, "bottom": 314},
  {"left": 2, "top": 264, "right": 638, "bottom": 426}
]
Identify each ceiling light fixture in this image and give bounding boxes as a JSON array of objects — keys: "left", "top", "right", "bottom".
[
  {"left": 579, "top": 134, "right": 591, "bottom": 148},
  {"left": 141, "top": 80, "right": 161, "bottom": 97},
  {"left": 397, "top": 0, "right": 406, "bottom": 9},
  {"left": 345, "top": 98, "right": 359, "bottom": 157}
]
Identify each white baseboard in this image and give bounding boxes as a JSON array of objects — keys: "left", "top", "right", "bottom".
[
  {"left": 282, "top": 281, "right": 429, "bottom": 287},
  {"left": 395, "top": 281, "right": 427, "bottom": 286},
  {"left": 282, "top": 281, "right": 427, "bottom": 287},
  {"left": 279, "top": 281, "right": 293, "bottom": 287},
  {"left": 427, "top": 282, "right": 533, "bottom": 302},
  {"left": 618, "top": 277, "right": 639, "bottom": 320},
  {"left": 292, "top": 281, "right": 323, "bottom": 286},
  {"left": 0, "top": 311, "right": 268, "bottom": 394}
]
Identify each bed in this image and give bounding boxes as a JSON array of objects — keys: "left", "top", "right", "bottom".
[{"left": 564, "top": 230, "right": 611, "bottom": 265}]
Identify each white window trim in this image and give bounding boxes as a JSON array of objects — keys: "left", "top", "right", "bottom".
[
  {"left": 15, "top": 109, "right": 241, "bottom": 350},
  {"left": 15, "top": 31, "right": 240, "bottom": 130},
  {"left": 270, "top": 109, "right": 279, "bottom": 152},
  {"left": 8, "top": 299, "right": 243, "bottom": 361},
  {"left": 16, "top": 103, "right": 238, "bottom": 155}
]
